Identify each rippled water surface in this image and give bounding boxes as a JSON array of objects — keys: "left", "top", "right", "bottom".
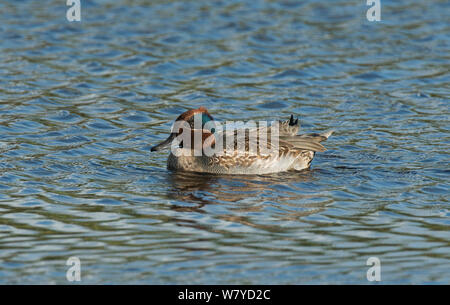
[{"left": 0, "top": 0, "right": 449, "bottom": 284}]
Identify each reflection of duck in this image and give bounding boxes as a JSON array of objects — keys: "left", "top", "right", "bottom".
[
  {"left": 166, "top": 171, "right": 330, "bottom": 229},
  {"left": 151, "top": 107, "right": 333, "bottom": 174}
]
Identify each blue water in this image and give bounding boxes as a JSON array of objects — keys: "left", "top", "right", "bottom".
[{"left": 0, "top": 0, "right": 449, "bottom": 284}]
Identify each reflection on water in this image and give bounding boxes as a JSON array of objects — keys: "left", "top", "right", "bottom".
[
  {"left": 167, "top": 171, "right": 327, "bottom": 230},
  {"left": 0, "top": 0, "right": 449, "bottom": 284}
]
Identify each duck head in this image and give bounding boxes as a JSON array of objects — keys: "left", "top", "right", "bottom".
[{"left": 150, "top": 107, "right": 216, "bottom": 152}]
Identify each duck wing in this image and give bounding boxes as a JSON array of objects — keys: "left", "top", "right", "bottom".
[
  {"left": 296, "top": 130, "right": 334, "bottom": 143},
  {"left": 279, "top": 136, "right": 327, "bottom": 152}
]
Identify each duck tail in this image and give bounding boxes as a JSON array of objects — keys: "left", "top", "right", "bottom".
[{"left": 321, "top": 130, "right": 334, "bottom": 139}]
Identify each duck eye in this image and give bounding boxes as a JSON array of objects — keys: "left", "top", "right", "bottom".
[
  {"left": 202, "top": 113, "right": 213, "bottom": 126},
  {"left": 201, "top": 114, "right": 216, "bottom": 133}
]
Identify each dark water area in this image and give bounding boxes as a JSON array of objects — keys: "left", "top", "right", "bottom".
[{"left": 0, "top": 0, "right": 449, "bottom": 284}]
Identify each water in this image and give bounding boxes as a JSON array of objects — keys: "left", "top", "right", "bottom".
[{"left": 0, "top": 0, "right": 449, "bottom": 284}]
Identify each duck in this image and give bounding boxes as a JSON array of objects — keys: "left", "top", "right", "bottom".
[{"left": 151, "top": 107, "right": 333, "bottom": 175}]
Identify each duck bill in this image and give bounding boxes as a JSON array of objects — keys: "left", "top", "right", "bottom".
[{"left": 151, "top": 133, "right": 176, "bottom": 152}]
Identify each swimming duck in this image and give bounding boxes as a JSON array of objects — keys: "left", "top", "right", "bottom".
[{"left": 151, "top": 107, "right": 332, "bottom": 174}]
